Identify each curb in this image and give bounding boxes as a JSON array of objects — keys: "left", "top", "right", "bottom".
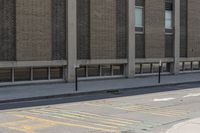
[{"left": 0, "top": 80, "right": 200, "bottom": 104}]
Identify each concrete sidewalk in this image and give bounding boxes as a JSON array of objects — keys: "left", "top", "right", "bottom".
[
  {"left": 166, "top": 118, "right": 200, "bottom": 133},
  {"left": 1, "top": 72, "right": 200, "bottom": 103}
]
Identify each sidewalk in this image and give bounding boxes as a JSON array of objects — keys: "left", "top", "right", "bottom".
[
  {"left": 166, "top": 118, "right": 200, "bottom": 133},
  {"left": 1, "top": 72, "right": 200, "bottom": 103}
]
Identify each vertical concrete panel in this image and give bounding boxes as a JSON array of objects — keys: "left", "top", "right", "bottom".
[
  {"left": 127, "top": 0, "right": 135, "bottom": 78},
  {"left": 90, "top": 0, "right": 117, "bottom": 59},
  {"left": 67, "top": 0, "right": 77, "bottom": 82},
  {"left": 187, "top": 0, "right": 200, "bottom": 57},
  {"left": 116, "top": 0, "right": 127, "bottom": 59},
  {"left": 77, "top": 0, "right": 90, "bottom": 59},
  {"left": 52, "top": 0, "right": 66, "bottom": 60},
  {"left": 16, "top": 0, "right": 52, "bottom": 61},
  {"left": 145, "top": 0, "right": 165, "bottom": 58},
  {"left": 0, "top": 0, "right": 16, "bottom": 61}
]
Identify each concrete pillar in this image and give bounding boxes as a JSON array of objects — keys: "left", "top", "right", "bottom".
[
  {"left": 67, "top": 0, "right": 77, "bottom": 82},
  {"left": 126, "top": 0, "right": 135, "bottom": 78},
  {"left": 174, "top": 0, "right": 180, "bottom": 74}
]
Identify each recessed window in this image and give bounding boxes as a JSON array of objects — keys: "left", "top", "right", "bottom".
[
  {"left": 101, "top": 65, "right": 112, "bottom": 76},
  {"left": 88, "top": 65, "right": 100, "bottom": 77},
  {"left": 135, "top": 7, "right": 144, "bottom": 27},
  {"left": 113, "top": 65, "right": 124, "bottom": 75},
  {"left": 33, "top": 67, "right": 48, "bottom": 80},
  {"left": 193, "top": 62, "right": 199, "bottom": 70},
  {"left": 142, "top": 64, "right": 151, "bottom": 73},
  {"left": 165, "top": 10, "right": 173, "bottom": 29},
  {"left": 50, "top": 67, "right": 63, "bottom": 79},
  {"left": 135, "top": 64, "right": 142, "bottom": 74},
  {"left": 179, "top": 62, "right": 184, "bottom": 71},
  {"left": 152, "top": 64, "right": 159, "bottom": 73},
  {"left": 77, "top": 66, "right": 86, "bottom": 77},
  {"left": 14, "top": 68, "right": 31, "bottom": 81},
  {"left": 184, "top": 62, "right": 192, "bottom": 71},
  {"left": 0, "top": 68, "right": 12, "bottom": 82}
]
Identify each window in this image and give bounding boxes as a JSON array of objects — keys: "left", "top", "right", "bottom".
[
  {"left": 135, "top": 7, "right": 144, "bottom": 27},
  {"left": 112, "top": 65, "right": 124, "bottom": 75},
  {"left": 152, "top": 64, "right": 159, "bottom": 73},
  {"left": 101, "top": 65, "right": 112, "bottom": 76},
  {"left": 184, "top": 62, "right": 192, "bottom": 71},
  {"left": 192, "top": 62, "right": 199, "bottom": 70},
  {"left": 50, "top": 67, "right": 63, "bottom": 79},
  {"left": 14, "top": 68, "right": 31, "bottom": 81},
  {"left": 77, "top": 66, "right": 86, "bottom": 77},
  {"left": 179, "top": 62, "right": 184, "bottom": 71},
  {"left": 88, "top": 65, "right": 100, "bottom": 77},
  {"left": 165, "top": 10, "right": 172, "bottom": 29},
  {"left": 142, "top": 64, "right": 151, "bottom": 73},
  {"left": 135, "top": 64, "right": 142, "bottom": 74},
  {"left": 0, "top": 68, "right": 12, "bottom": 82},
  {"left": 33, "top": 67, "right": 48, "bottom": 80}
]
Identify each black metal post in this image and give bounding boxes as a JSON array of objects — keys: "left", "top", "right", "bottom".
[
  {"left": 75, "top": 67, "right": 78, "bottom": 91},
  {"left": 158, "top": 65, "right": 161, "bottom": 84}
]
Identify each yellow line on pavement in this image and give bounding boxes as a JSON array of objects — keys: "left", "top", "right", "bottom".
[
  {"left": 86, "top": 102, "right": 186, "bottom": 117},
  {"left": 30, "top": 109, "right": 127, "bottom": 127},
  {"left": 22, "top": 110, "right": 121, "bottom": 129},
  {"left": 13, "top": 114, "right": 118, "bottom": 133},
  {"left": 75, "top": 111, "right": 141, "bottom": 123},
  {"left": 0, "top": 125, "right": 36, "bottom": 133},
  {"left": 42, "top": 108, "right": 140, "bottom": 125}
]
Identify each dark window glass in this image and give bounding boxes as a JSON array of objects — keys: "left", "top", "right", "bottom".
[
  {"left": 152, "top": 64, "right": 159, "bottom": 73},
  {"left": 162, "top": 63, "right": 171, "bottom": 72},
  {"left": 14, "top": 68, "right": 31, "bottom": 81},
  {"left": 113, "top": 65, "right": 124, "bottom": 75},
  {"left": 0, "top": 69, "right": 12, "bottom": 82},
  {"left": 135, "top": 64, "right": 142, "bottom": 74},
  {"left": 142, "top": 64, "right": 151, "bottom": 73},
  {"left": 192, "top": 62, "right": 199, "bottom": 70},
  {"left": 179, "top": 62, "right": 183, "bottom": 71},
  {"left": 50, "top": 67, "right": 63, "bottom": 79},
  {"left": 101, "top": 65, "right": 111, "bottom": 76},
  {"left": 88, "top": 65, "right": 100, "bottom": 77},
  {"left": 77, "top": 66, "right": 86, "bottom": 77},
  {"left": 184, "top": 62, "right": 192, "bottom": 71},
  {"left": 33, "top": 68, "right": 48, "bottom": 80}
]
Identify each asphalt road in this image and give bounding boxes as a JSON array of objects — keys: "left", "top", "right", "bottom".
[{"left": 0, "top": 83, "right": 200, "bottom": 133}]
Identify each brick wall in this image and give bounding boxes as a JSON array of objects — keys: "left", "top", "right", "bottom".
[
  {"left": 116, "top": 0, "right": 127, "bottom": 59},
  {"left": 16, "top": 0, "right": 52, "bottom": 61},
  {"left": 0, "top": 0, "right": 16, "bottom": 61},
  {"left": 187, "top": 0, "right": 200, "bottom": 57},
  {"left": 145, "top": 0, "right": 165, "bottom": 58},
  {"left": 77, "top": 0, "right": 90, "bottom": 59},
  {"left": 90, "top": 0, "right": 117, "bottom": 59},
  {"left": 180, "top": 0, "right": 187, "bottom": 57},
  {"left": 52, "top": 0, "right": 66, "bottom": 60}
]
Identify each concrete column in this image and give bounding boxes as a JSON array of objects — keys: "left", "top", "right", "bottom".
[
  {"left": 67, "top": 0, "right": 77, "bottom": 82},
  {"left": 174, "top": 0, "right": 180, "bottom": 74},
  {"left": 126, "top": 0, "right": 135, "bottom": 78}
]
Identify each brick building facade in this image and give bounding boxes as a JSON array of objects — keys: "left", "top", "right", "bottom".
[{"left": 0, "top": 0, "right": 199, "bottom": 85}]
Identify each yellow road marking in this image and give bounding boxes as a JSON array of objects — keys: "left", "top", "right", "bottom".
[
  {"left": 0, "top": 116, "right": 56, "bottom": 133},
  {"left": 42, "top": 108, "right": 140, "bottom": 125},
  {"left": 85, "top": 103, "right": 187, "bottom": 117},
  {"left": 29, "top": 109, "right": 127, "bottom": 127},
  {"left": 28, "top": 109, "right": 120, "bottom": 129},
  {"left": 13, "top": 114, "right": 118, "bottom": 133}
]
